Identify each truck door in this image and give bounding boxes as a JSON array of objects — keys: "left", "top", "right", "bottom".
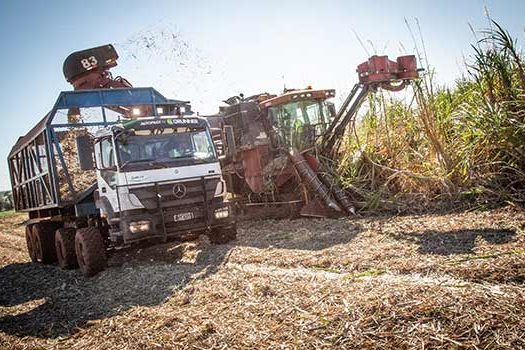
[{"left": 95, "top": 137, "right": 120, "bottom": 216}]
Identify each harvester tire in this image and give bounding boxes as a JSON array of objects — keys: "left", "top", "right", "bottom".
[
  {"left": 32, "top": 223, "right": 58, "bottom": 264},
  {"left": 55, "top": 228, "right": 78, "bottom": 269},
  {"left": 75, "top": 227, "right": 107, "bottom": 277},
  {"left": 208, "top": 225, "right": 237, "bottom": 244},
  {"left": 25, "top": 225, "right": 37, "bottom": 262}
]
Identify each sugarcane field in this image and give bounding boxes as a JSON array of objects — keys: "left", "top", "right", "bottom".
[{"left": 1, "top": 1, "right": 525, "bottom": 349}]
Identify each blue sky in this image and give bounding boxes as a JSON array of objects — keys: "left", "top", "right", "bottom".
[{"left": 0, "top": 0, "right": 524, "bottom": 190}]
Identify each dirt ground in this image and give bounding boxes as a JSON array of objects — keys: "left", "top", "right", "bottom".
[{"left": 1, "top": 207, "right": 524, "bottom": 349}]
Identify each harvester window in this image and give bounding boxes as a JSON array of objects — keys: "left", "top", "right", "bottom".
[
  {"left": 306, "top": 103, "right": 322, "bottom": 125},
  {"left": 270, "top": 100, "right": 330, "bottom": 149},
  {"left": 273, "top": 101, "right": 327, "bottom": 128}
]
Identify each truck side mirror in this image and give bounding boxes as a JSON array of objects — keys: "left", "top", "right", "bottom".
[
  {"left": 224, "top": 125, "right": 237, "bottom": 157},
  {"left": 76, "top": 135, "right": 95, "bottom": 171}
]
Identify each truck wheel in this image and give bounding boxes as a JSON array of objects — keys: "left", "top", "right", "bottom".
[
  {"left": 75, "top": 227, "right": 107, "bottom": 277},
  {"left": 179, "top": 232, "right": 200, "bottom": 242},
  {"left": 25, "top": 225, "right": 37, "bottom": 262},
  {"left": 32, "top": 223, "right": 58, "bottom": 264},
  {"left": 208, "top": 225, "right": 237, "bottom": 244},
  {"left": 55, "top": 228, "right": 78, "bottom": 269}
]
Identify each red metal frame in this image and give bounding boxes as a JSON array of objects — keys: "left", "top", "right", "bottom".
[{"left": 357, "top": 55, "right": 419, "bottom": 84}]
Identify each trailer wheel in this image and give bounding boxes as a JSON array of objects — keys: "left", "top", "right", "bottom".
[
  {"left": 55, "top": 228, "right": 78, "bottom": 269},
  {"left": 25, "top": 225, "right": 37, "bottom": 262},
  {"left": 32, "top": 223, "right": 58, "bottom": 264},
  {"left": 208, "top": 225, "right": 237, "bottom": 244},
  {"left": 179, "top": 232, "right": 200, "bottom": 242},
  {"left": 75, "top": 227, "right": 107, "bottom": 277}
]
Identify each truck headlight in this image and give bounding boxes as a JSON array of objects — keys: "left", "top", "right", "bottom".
[
  {"left": 129, "top": 220, "right": 151, "bottom": 233},
  {"left": 214, "top": 207, "right": 229, "bottom": 219},
  {"left": 214, "top": 179, "right": 226, "bottom": 197}
]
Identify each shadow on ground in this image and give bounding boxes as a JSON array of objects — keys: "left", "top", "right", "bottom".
[
  {"left": 393, "top": 228, "right": 516, "bottom": 255},
  {"left": 238, "top": 218, "right": 363, "bottom": 251},
  {"left": 0, "top": 240, "right": 226, "bottom": 339},
  {"left": 0, "top": 218, "right": 362, "bottom": 339}
]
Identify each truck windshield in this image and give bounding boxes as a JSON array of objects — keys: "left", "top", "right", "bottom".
[{"left": 117, "top": 128, "right": 216, "bottom": 167}]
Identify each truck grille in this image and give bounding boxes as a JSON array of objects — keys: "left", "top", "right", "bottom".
[
  {"left": 126, "top": 177, "right": 222, "bottom": 235},
  {"left": 128, "top": 177, "right": 218, "bottom": 209}
]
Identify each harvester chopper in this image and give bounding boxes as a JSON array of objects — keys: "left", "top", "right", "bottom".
[{"left": 208, "top": 55, "right": 420, "bottom": 218}]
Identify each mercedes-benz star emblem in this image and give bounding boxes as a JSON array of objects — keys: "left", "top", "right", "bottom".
[{"left": 173, "top": 184, "right": 186, "bottom": 199}]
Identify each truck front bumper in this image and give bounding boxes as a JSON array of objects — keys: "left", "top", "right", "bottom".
[{"left": 114, "top": 201, "right": 235, "bottom": 244}]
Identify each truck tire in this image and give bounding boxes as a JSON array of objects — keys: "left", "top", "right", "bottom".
[
  {"left": 32, "top": 223, "right": 58, "bottom": 264},
  {"left": 208, "top": 225, "right": 237, "bottom": 244},
  {"left": 55, "top": 228, "right": 78, "bottom": 269},
  {"left": 75, "top": 227, "right": 107, "bottom": 277},
  {"left": 179, "top": 232, "right": 200, "bottom": 242},
  {"left": 25, "top": 225, "right": 37, "bottom": 262}
]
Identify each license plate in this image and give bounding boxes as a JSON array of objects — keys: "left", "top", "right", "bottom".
[{"left": 174, "top": 212, "right": 194, "bottom": 222}]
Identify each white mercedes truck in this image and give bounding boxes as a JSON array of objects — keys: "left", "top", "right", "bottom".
[{"left": 8, "top": 87, "right": 237, "bottom": 276}]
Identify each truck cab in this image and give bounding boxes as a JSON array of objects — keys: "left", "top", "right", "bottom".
[{"left": 88, "top": 116, "right": 234, "bottom": 245}]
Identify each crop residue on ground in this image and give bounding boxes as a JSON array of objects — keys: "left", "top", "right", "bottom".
[{"left": 1, "top": 207, "right": 524, "bottom": 349}]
